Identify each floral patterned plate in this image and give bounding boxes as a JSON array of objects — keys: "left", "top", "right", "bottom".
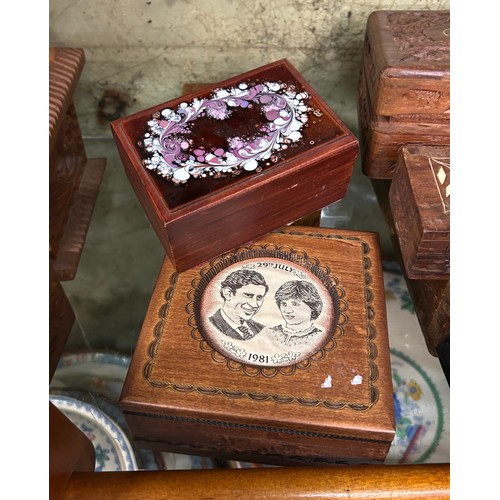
[
  {"left": 50, "top": 395, "right": 138, "bottom": 471},
  {"left": 383, "top": 269, "right": 450, "bottom": 464}
]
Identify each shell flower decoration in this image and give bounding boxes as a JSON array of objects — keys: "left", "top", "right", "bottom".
[{"left": 138, "top": 81, "right": 316, "bottom": 185}]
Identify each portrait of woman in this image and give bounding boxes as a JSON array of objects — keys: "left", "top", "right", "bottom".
[{"left": 269, "top": 280, "right": 324, "bottom": 348}]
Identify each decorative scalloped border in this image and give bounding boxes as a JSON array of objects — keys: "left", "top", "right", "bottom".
[
  {"left": 191, "top": 245, "right": 345, "bottom": 377},
  {"left": 142, "top": 231, "right": 380, "bottom": 411}
]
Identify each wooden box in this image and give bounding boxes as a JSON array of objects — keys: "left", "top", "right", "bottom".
[
  {"left": 370, "top": 179, "right": 450, "bottom": 358},
  {"left": 119, "top": 226, "right": 395, "bottom": 465},
  {"left": 49, "top": 47, "right": 107, "bottom": 280},
  {"left": 357, "top": 63, "right": 449, "bottom": 179},
  {"left": 389, "top": 145, "right": 450, "bottom": 279},
  {"left": 111, "top": 59, "right": 358, "bottom": 272},
  {"left": 362, "top": 10, "right": 450, "bottom": 117}
]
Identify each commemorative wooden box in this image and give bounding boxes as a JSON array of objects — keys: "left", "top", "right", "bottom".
[
  {"left": 119, "top": 225, "right": 395, "bottom": 465},
  {"left": 357, "top": 63, "right": 449, "bottom": 179},
  {"left": 389, "top": 145, "right": 450, "bottom": 279},
  {"left": 111, "top": 59, "right": 358, "bottom": 272},
  {"left": 362, "top": 10, "right": 450, "bottom": 118}
]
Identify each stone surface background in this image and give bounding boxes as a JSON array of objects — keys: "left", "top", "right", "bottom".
[{"left": 49, "top": 0, "right": 450, "bottom": 139}]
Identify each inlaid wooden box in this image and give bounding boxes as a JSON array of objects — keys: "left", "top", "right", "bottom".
[
  {"left": 389, "top": 145, "right": 450, "bottom": 279},
  {"left": 111, "top": 59, "right": 358, "bottom": 272},
  {"left": 362, "top": 10, "right": 450, "bottom": 117},
  {"left": 371, "top": 179, "right": 450, "bottom": 358},
  {"left": 119, "top": 226, "right": 395, "bottom": 465},
  {"left": 357, "top": 63, "right": 449, "bottom": 179}
]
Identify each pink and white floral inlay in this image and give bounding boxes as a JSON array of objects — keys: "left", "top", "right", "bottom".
[{"left": 140, "top": 81, "right": 315, "bottom": 184}]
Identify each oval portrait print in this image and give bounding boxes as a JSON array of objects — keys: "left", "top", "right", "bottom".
[{"left": 195, "top": 253, "right": 340, "bottom": 369}]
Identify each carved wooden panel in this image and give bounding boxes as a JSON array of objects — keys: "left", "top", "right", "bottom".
[
  {"left": 49, "top": 48, "right": 87, "bottom": 258},
  {"left": 49, "top": 47, "right": 106, "bottom": 280},
  {"left": 363, "top": 10, "right": 450, "bottom": 117},
  {"left": 357, "top": 64, "right": 449, "bottom": 179}
]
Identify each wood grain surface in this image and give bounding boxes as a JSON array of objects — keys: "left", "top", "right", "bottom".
[
  {"left": 363, "top": 10, "right": 450, "bottom": 117},
  {"left": 371, "top": 179, "right": 449, "bottom": 356},
  {"left": 49, "top": 263, "right": 75, "bottom": 382},
  {"left": 389, "top": 145, "right": 450, "bottom": 279},
  {"left": 65, "top": 463, "right": 450, "bottom": 500},
  {"left": 357, "top": 64, "right": 449, "bottom": 179},
  {"left": 120, "top": 225, "right": 394, "bottom": 464},
  {"left": 49, "top": 402, "right": 95, "bottom": 500},
  {"left": 49, "top": 47, "right": 107, "bottom": 280}
]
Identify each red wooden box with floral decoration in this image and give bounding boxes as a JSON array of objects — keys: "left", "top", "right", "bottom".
[{"left": 111, "top": 59, "right": 358, "bottom": 272}]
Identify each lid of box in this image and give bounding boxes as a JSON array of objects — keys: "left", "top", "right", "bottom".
[
  {"left": 111, "top": 58, "right": 357, "bottom": 209},
  {"left": 364, "top": 10, "right": 450, "bottom": 117},
  {"left": 120, "top": 226, "right": 395, "bottom": 444}
]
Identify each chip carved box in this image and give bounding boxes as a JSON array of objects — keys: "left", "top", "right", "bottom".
[
  {"left": 389, "top": 145, "right": 450, "bottom": 279},
  {"left": 111, "top": 59, "right": 358, "bottom": 272},
  {"left": 119, "top": 226, "right": 395, "bottom": 465}
]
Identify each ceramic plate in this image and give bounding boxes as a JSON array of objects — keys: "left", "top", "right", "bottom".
[
  {"left": 50, "top": 394, "right": 138, "bottom": 471},
  {"left": 386, "top": 348, "right": 446, "bottom": 463},
  {"left": 50, "top": 351, "right": 218, "bottom": 470},
  {"left": 50, "top": 351, "right": 131, "bottom": 401},
  {"left": 383, "top": 268, "right": 450, "bottom": 464}
]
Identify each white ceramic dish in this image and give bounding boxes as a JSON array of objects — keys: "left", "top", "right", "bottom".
[
  {"left": 50, "top": 351, "right": 131, "bottom": 401},
  {"left": 50, "top": 394, "right": 138, "bottom": 471},
  {"left": 383, "top": 269, "right": 450, "bottom": 464}
]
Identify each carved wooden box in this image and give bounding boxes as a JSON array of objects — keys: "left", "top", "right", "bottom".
[
  {"left": 49, "top": 47, "right": 107, "bottom": 280},
  {"left": 111, "top": 59, "right": 358, "bottom": 272},
  {"left": 119, "top": 226, "right": 395, "bottom": 466},
  {"left": 358, "top": 10, "right": 450, "bottom": 179},
  {"left": 362, "top": 10, "right": 450, "bottom": 117},
  {"left": 389, "top": 145, "right": 450, "bottom": 279},
  {"left": 357, "top": 65, "right": 450, "bottom": 179}
]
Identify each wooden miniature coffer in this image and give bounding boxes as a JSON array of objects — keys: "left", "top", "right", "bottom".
[
  {"left": 358, "top": 10, "right": 450, "bottom": 179},
  {"left": 389, "top": 145, "right": 450, "bottom": 279},
  {"left": 111, "top": 59, "right": 358, "bottom": 272},
  {"left": 120, "top": 226, "right": 395, "bottom": 465}
]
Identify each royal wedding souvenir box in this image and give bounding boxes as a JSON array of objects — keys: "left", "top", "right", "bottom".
[
  {"left": 389, "top": 145, "right": 450, "bottom": 279},
  {"left": 119, "top": 226, "right": 395, "bottom": 465},
  {"left": 111, "top": 59, "right": 358, "bottom": 272},
  {"left": 358, "top": 10, "right": 450, "bottom": 179}
]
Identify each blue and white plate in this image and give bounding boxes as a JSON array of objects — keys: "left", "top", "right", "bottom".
[{"left": 50, "top": 394, "right": 138, "bottom": 471}]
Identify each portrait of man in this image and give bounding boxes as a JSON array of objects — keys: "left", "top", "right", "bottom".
[{"left": 209, "top": 269, "right": 269, "bottom": 341}]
